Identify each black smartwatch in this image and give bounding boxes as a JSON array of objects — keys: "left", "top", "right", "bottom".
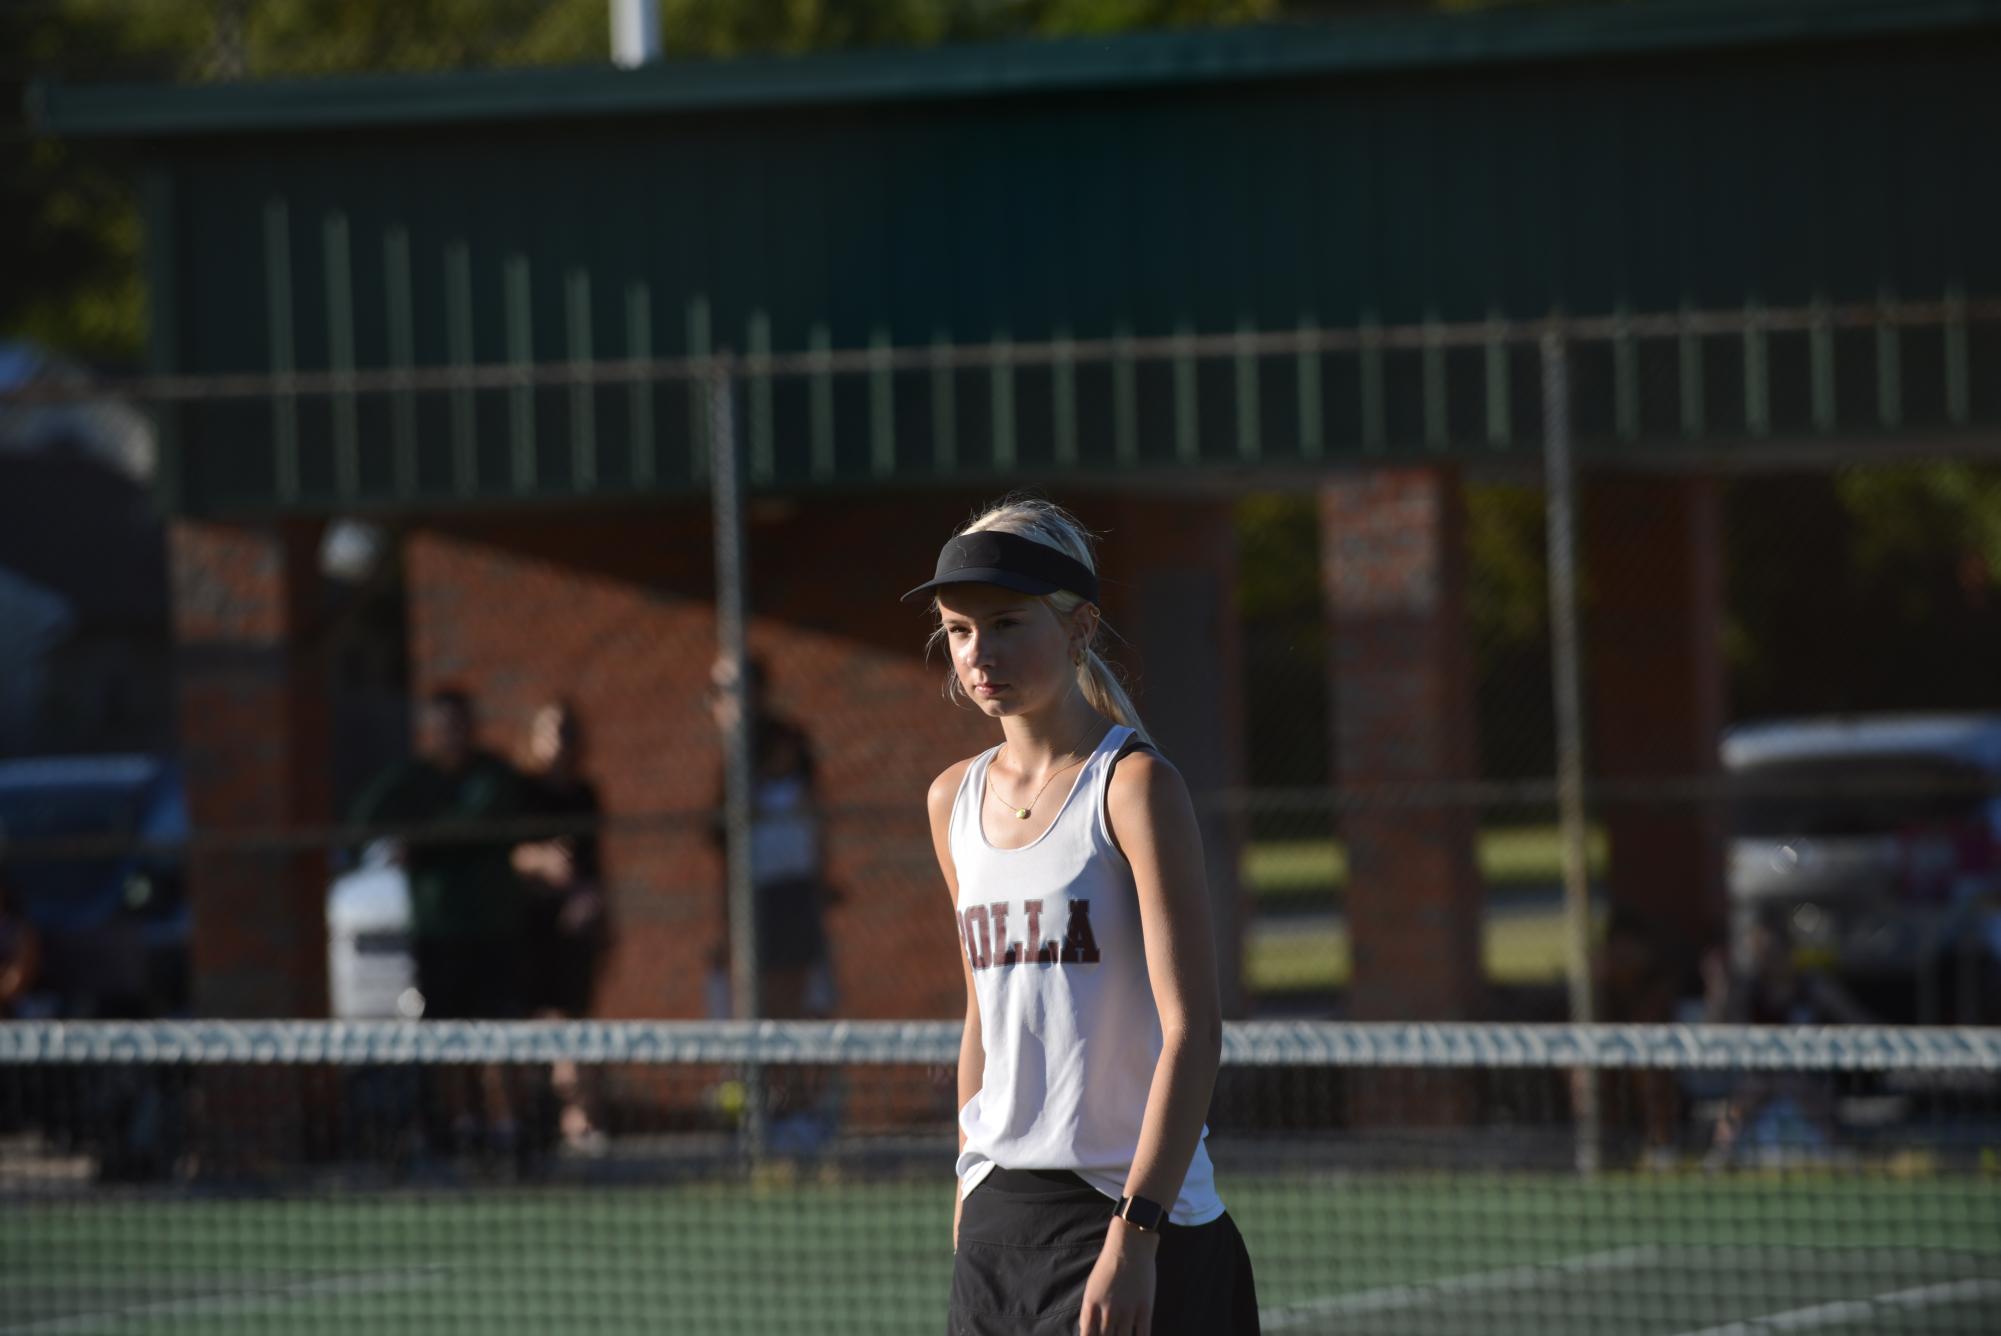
[{"left": 1114, "top": 1194, "right": 1168, "bottom": 1232}]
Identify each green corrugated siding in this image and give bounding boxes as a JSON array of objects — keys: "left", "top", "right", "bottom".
[{"left": 116, "top": 15, "right": 2001, "bottom": 514}]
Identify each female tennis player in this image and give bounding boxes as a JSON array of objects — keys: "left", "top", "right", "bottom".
[{"left": 910, "top": 496, "right": 1259, "bottom": 1336}]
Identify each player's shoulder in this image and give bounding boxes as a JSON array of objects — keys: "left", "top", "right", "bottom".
[
  {"left": 1106, "top": 732, "right": 1188, "bottom": 810},
  {"left": 1107, "top": 731, "right": 1180, "bottom": 785},
  {"left": 925, "top": 752, "right": 983, "bottom": 821},
  {"left": 1103, "top": 733, "right": 1193, "bottom": 863}
]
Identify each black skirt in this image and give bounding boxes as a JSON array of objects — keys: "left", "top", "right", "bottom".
[{"left": 948, "top": 1168, "right": 1260, "bottom": 1335}]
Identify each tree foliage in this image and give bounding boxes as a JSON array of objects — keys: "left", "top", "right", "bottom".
[
  {"left": 1729, "top": 465, "right": 2001, "bottom": 720},
  {"left": 2, "top": 0, "right": 1284, "bottom": 360}
]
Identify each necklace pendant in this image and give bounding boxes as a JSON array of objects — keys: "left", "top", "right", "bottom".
[{"left": 1014, "top": 808, "right": 1030, "bottom": 820}]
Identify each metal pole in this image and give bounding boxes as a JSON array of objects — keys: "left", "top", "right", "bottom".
[
  {"left": 1540, "top": 327, "right": 1600, "bottom": 1175},
  {"left": 609, "top": 0, "right": 662, "bottom": 69},
  {"left": 708, "top": 353, "right": 764, "bottom": 1157}
]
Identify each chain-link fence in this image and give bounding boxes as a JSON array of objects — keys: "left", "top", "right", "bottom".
[
  {"left": 5, "top": 298, "right": 2001, "bottom": 1053},
  {"left": 6, "top": 303, "right": 2001, "bottom": 1310}
]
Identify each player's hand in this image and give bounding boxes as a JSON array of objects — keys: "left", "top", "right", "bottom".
[
  {"left": 1078, "top": 1218, "right": 1157, "bottom": 1335},
  {"left": 952, "top": 1184, "right": 964, "bottom": 1253},
  {"left": 545, "top": 841, "right": 578, "bottom": 886}
]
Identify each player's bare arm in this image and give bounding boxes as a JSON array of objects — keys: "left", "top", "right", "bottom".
[{"left": 928, "top": 756, "right": 980, "bottom": 1252}]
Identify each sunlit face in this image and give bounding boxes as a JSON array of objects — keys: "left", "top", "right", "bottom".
[{"left": 936, "top": 583, "right": 1094, "bottom": 718}]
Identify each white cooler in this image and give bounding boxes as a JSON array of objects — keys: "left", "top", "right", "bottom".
[{"left": 326, "top": 842, "right": 420, "bottom": 1019}]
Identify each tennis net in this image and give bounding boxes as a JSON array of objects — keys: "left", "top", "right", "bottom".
[{"left": 3, "top": 1019, "right": 1999, "bottom": 1335}]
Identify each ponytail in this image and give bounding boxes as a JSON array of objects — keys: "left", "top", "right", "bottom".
[{"left": 1074, "top": 644, "right": 1153, "bottom": 750}]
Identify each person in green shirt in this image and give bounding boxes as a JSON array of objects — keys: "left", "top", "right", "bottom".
[
  {"left": 350, "top": 686, "right": 528, "bottom": 1018},
  {"left": 350, "top": 686, "right": 530, "bottom": 1160}
]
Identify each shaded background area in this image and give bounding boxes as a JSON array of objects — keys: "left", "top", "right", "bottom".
[{"left": 4, "top": 8, "right": 2001, "bottom": 1334}]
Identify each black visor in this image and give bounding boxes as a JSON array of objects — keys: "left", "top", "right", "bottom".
[{"left": 901, "top": 530, "right": 1100, "bottom": 605}]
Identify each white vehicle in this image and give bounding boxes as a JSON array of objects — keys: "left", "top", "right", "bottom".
[
  {"left": 1723, "top": 713, "right": 2001, "bottom": 1024},
  {"left": 326, "top": 841, "right": 421, "bottom": 1020}
]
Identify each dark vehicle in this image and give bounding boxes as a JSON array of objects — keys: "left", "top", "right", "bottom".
[
  {"left": 1723, "top": 715, "right": 2001, "bottom": 1025},
  {"left": 0, "top": 754, "right": 190, "bottom": 1019},
  {"left": 0, "top": 755, "right": 193, "bottom": 1180}
]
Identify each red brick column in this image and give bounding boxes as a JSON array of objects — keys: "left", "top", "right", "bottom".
[
  {"left": 168, "top": 517, "right": 332, "bottom": 1174},
  {"left": 1582, "top": 473, "right": 1728, "bottom": 960},
  {"left": 170, "top": 518, "right": 331, "bottom": 1018},
  {"left": 1320, "top": 468, "right": 1484, "bottom": 1024}
]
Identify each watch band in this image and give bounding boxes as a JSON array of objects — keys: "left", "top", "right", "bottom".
[{"left": 1115, "top": 1194, "right": 1168, "bottom": 1232}]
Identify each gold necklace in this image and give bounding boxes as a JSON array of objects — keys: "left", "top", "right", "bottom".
[{"left": 987, "top": 720, "right": 1101, "bottom": 820}]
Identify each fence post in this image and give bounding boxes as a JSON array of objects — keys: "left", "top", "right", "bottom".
[
  {"left": 1540, "top": 325, "right": 1600, "bottom": 1175},
  {"left": 708, "top": 353, "right": 765, "bottom": 1158}
]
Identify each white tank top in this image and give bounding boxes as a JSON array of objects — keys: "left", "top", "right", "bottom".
[{"left": 949, "top": 723, "right": 1226, "bottom": 1226}]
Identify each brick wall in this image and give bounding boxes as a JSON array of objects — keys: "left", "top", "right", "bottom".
[
  {"left": 1583, "top": 473, "right": 1728, "bottom": 963},
  {"left": 401, "top": 491, "right": 1244, "bottom": 1021},
  {"left": 1320, "top": 467, "right": 1485, "bottom": 1025},
  {"left": 169, "top": 517, "right": 332, "bottom": 1174},
  {"left": 170, "top": 518, "right": 331, "bottom": 1020},
  {"left": 165, "top": 490, "right": 1245, "bottom": 1030}
]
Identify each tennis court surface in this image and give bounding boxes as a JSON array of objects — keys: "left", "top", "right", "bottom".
[{"left": 4, "top": 1020, "right": 1997, "bottom": 1334}]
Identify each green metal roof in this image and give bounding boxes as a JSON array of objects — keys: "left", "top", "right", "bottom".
[
  {"left": 35, "top": 0, "right": 2001, "bottom": 516},
  {"left": 32, "top": 0, "right": 2001, "bottom": 140}
]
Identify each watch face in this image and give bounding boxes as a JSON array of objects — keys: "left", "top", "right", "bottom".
[{"left": 1120, "top": 1196, "right": 1166, "bottom": 1230}]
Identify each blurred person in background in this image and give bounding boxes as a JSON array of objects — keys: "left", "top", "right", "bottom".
[
  {"left": 0, "top": 872, "right": 43, "bottom": 1020},
  {"left": 349, "top": 685, "right": 528, "bottom": 1160},
  {"left": 704, "top": 654, "right": 840, "bottom": 1021},
  {"left": 1701, "top": 917, "right": 1872, "bottom": 1167},
  {"left": 705, "top": 653, "right": 842, "bottom": 1156},
  {"left": 1571, "top": 903, "right": 1699, "bottom": 1169},
  {"left": 1, "top": 865, "right": 181, "bottom": 1178},
  {"left": 512, "top": 699, "right": 609, "bottom": 1151},
  {"left": 0, "top": 872, "right": 35, "bottom": 1135}
]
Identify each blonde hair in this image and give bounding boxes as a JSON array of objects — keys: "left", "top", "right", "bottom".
[{"left": 922, "top": 492, "right": 1154, "bottom": 747}]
